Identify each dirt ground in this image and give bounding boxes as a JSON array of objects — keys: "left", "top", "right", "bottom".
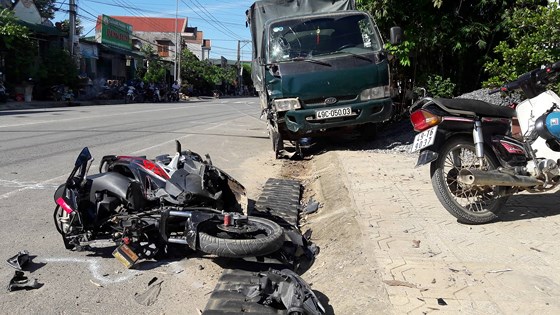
[{"left": 280, "top": 153, "right": 392, "bottom": 315}]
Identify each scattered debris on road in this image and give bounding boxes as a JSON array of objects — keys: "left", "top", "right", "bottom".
[
  {"left": 134, "top": 278, "right": 163, "bottom": 306},
  {"left": 6, "top": 250, "right": 29, "bottom": 270},
  {"left": 382, "top": 279, "right": 418, "bottom": 289},
  {"left": 302, "top": 198, "right": 320, "bottom": 215},
  {"left": 7, "top": 271, "right": 42, "bottom": 292},
  {"left": 437, "top": 298, "right": 448, "bottom": 306},
  {"left": 487, "top": 268, "right": 513, "bottom": 273},
  {"left": 245, "top": 269, "right": 326, "bottom": 315}
]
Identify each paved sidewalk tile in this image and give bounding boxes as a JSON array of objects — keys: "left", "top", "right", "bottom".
[{"left": 336, "top": 151, "right": 560, "bottom": 314}]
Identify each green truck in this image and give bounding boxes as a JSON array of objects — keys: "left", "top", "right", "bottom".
[{"left": 246, "top": 0, "right": 401, "bottom": 158}]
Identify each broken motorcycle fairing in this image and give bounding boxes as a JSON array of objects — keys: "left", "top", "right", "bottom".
[
  {"left": 52, "top": 142, "right": 282, "bottom": 266},
  {"left": 245, "top": 268, "right": 326, "bottom": 315}
]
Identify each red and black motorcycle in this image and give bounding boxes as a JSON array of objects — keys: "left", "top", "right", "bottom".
[{"left": 53, "top": 142, "right": 284, "bottom": 267}]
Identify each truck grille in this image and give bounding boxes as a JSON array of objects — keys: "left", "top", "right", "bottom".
[{"left": 303, "top": 95, "right": 358, "bottom": 107}]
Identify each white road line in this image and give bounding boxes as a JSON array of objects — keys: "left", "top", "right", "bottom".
[
  {"left": 42, "top": 257, "right": 139, "bottom": 285},
  {"left": 0, "top": 174, "right": 66, "bottom": 200},
  {"left": 0, "top": 104, "right": 208, "bottom": 129}
]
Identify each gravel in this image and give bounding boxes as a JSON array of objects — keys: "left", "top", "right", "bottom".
[{"left": 456, "top": 88, "right": 522, "bottom": 106}]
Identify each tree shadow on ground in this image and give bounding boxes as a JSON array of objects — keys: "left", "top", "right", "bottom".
[{"left": 498, "top": 193, "right": 560, "bottom": 222}]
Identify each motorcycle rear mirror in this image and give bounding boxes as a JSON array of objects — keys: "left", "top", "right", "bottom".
[
  {"left": 389, "top": 26, "right": 402, "bottom": 45},
  {"left": 175, "top": 140, "right": 182, "bottom": 153},
  {"left": 75, "top": 147, "right": 92, "bottom": 167}
]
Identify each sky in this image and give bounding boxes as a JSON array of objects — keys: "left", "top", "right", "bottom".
[{"left": 53, "top": 0, "right": 254, "bottom": 61}]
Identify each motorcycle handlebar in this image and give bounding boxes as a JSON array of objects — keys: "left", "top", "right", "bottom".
[
  {"left": 488, "top": 62, "right": 560, "bottom": 95},
  {"left": 488, "top": 87, "right": 502, "bottom": 95}
]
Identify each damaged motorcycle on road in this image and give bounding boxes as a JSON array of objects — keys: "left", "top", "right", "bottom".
[
  {"left": 53, "top": 141, "right": 284, "bottom": 267},
  {"left": 410, "top": 61, "right": 560, "bottom": 224}
]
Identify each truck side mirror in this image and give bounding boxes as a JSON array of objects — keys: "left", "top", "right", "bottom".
[{"left": 389, "top": 26, "right": 402, "bottom": 45}]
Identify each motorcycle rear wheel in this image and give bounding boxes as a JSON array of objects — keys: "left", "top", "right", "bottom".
[
  {"left": 430, "top": 137, "right": 507, "bottom": 224},
  {"left": 197, "top": 216, "right": 284, "bottom": 258}
]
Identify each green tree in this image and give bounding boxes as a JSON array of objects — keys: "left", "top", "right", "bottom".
[
  {"left": 57, "top": 18, "right": 84, "bottom": 36},
  {"left": 180, "top": 49, "right": 236, "bottom": 95},
  {"left": 0, "top": 9, "right": 36, "bottom": 84},
  {"left": 35, "top": 48, "right": 78, "bottom": 88},
  {"left": 356, "top": 0, "right": 547, "bottom": 94},
  {"left": 0, "top": 8, "right": 29, "bottom": 48},
  {"left": 34, "top": 0, "right": 57, "bottom": 20},
  {"left": 484, "top": 1, "right": 560, "bottom": 88},
  {"left": 140, "top": 45, "right": 168, "bottom": 83}
]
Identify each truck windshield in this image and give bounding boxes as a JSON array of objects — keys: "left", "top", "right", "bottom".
[{"left": 267, "top": 13, "right": 382, "bottom": 63}]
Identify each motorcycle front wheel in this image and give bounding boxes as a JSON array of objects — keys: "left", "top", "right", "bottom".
[
  {"left": 197, "top": 216, "right": 284, "bottom": 258},
  {"left": 430, "top": 137, "right": 507, "bottom": 224}
]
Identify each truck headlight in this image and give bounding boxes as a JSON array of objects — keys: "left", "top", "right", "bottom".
[
  {"left": 360, "top": 85, "right": 390, "bottom": 101},
  {"left": 273, "top": 98, "right": 301, "bottom": 112}
]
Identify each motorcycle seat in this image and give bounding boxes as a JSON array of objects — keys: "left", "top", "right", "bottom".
[{"left": 435, "top": 98, "right": 516, "bottom": 118}]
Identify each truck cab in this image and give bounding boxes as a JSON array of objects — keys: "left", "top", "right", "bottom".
[{"left": 247, "top": 0, "right": 400, "bottom": 158}]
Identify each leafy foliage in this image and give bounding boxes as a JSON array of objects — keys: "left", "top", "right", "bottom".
[
  {"left": 35, "top": 48, "right": 78, "bottom": 88},
  {"left": 139, "top": 45, "right": 169, "bottom": 83},
  {"left": 484, "top": 1, "right": 560, "bottom": 88},
  {"left": 180, "top": 49, "right": 238, "bottom": 95},
  {"left": 57, "top": 18, "right": 84, "bottom": 36},
  {"left": 34, "top": 0, "right": 57, "bottom": 20},
  {"left": 0, "top": 8, "right": 29, "bottom": 48},
  {"left": 0, "top": 9, "right": 36, "bottom": 84},
  {"left": 356, "top": 0, "right": 547, "bottom": 94},
  {"left": 426, "top": 74, "right": 456, "bottom": 97}
]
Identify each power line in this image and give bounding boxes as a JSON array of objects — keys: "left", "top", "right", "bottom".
[
  {"left": 179, "top": 0, "right": 241, "bottom": 41},
  {"left": 189, "top": 0, "right": 241, "bottom": 39}
]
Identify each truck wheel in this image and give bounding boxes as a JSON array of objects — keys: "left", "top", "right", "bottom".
[
  {"left": 197, "top": 216, "right": 284, "bottom": 258},
  {"left": 268, "top": 120, "right": 284, "bottom": 159}
]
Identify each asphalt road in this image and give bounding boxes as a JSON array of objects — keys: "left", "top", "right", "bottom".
[{"left": 0, "top": 98, "right": 274, "bottom": 314}]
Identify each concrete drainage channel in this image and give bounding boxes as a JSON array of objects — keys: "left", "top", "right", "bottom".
[{"left": 203, "top": 178, "right": 324, "bottom": 314}]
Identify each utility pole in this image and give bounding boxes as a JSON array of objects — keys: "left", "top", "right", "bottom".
[
  {"left": 69, "top": 0, "right": 77, "bottom": 57},
  {"left": 237, "top": 40, "right": 251, "bottom": 95},
  {"left": 174, "top": 0, "right": 178, "bottom": 83}
]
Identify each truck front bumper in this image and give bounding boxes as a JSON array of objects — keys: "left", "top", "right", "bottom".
[{"left": 283, "top": 98, "right": 393, "bottom": 135}]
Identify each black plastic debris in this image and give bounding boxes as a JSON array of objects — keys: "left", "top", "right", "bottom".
[
  {"left": 302, "top": 199, "right": 320, "bottom": 215},
  {"left": 6, "top": 250, "right": 29, "bottom": 271},
  {"left": 245, "top": 269, "right": 325, "bottom": 315},
  {"left": 134, "top": 279, "right": 163, "bottom": 306},
  {"left": 437, "top": 298, "right": 447, "bottom": 306},
  {"left": 7, "top": 271, "right": 42, "bottom": 292}
]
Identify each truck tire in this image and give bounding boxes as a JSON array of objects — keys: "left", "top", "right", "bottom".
[
  {"left": 268, "top": 120, "right": 284, "bottom": 159},
  {"left": 197, "top": 216, "right": 284, "bottom": 258}
]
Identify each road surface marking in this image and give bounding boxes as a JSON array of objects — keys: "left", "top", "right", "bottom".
[{"left": 43, "top": 257, "right": 139, "bottom": 285}]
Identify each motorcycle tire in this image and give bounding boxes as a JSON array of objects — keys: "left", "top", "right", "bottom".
[
  {"left": 197, "top": 216, "right": 284, "bottom": 258},
  {"left": 430, "top": 137, "right": 507, "bottom": 224}
]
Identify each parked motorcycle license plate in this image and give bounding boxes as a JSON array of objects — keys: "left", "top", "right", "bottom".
[
  {"left": 411, "top": 126, "right": 438, "bottom": 152},
  {"left": 315, "top": 107, "right": 352, "bottom": 119}
]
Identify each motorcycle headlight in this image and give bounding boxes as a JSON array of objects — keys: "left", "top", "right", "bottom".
[
  {"left": 273, "top": 98, "right": 301, "bottom": 112},
  {"left": 360, "top": 85, "right": 390, "bottom": 101}
]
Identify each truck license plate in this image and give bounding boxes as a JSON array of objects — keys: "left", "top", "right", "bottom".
[
  {"left": 411, "top": 126, "right": 438, "bottom": 152},
  {"left": 315, "top": 107, "right": 352, "bottom": 119}
]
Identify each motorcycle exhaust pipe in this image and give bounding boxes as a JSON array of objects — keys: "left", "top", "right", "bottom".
[{"left": 458, "top": 169, "right": 543, "bottom": 187}]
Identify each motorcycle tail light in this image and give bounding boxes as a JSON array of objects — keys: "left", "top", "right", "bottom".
[
  {"left": 56, "top": 197, "right": 74, "bottom": 214},
  {"left": 410, "top": 109, "right": 442, "bottom": 132}
]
